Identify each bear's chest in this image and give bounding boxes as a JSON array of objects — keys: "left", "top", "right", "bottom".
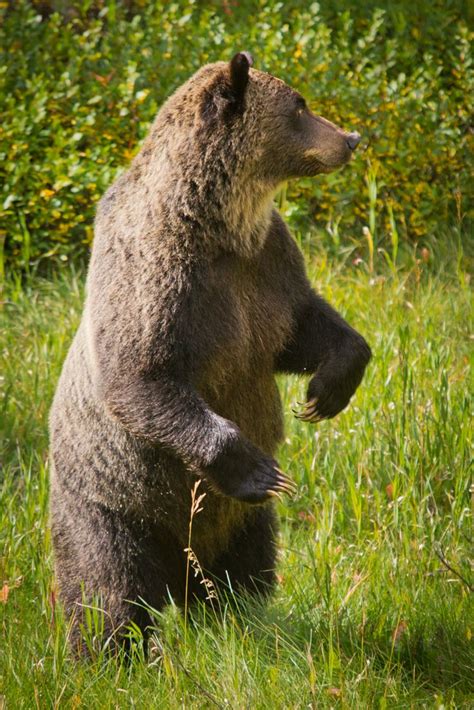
[{"left": 192, "top": 252, "right": 293, "bottom": 387}]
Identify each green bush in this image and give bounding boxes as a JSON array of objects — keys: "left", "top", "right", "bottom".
[{"left": 1, "top": 0, "right": 472, "bottom": 272}]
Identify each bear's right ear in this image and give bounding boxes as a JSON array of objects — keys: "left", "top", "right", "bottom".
[{"left": 229, "top": 52, "right": 253, "bottom": 102}]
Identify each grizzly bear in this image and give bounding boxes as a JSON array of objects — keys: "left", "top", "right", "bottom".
[{"left": 49, "top": 52, "right": 371, "bottom": 653}]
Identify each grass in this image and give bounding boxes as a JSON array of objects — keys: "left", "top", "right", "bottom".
[{"left": 0, "top": 242, "right": 472, "bottom": 708}]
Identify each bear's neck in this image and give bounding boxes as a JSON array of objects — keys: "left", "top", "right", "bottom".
[
  {"left": 136, "top": 135, "right": 276, "bottom": 258},
  {"left": 209, "top": 178, "right": 275, "bottom": 258}
]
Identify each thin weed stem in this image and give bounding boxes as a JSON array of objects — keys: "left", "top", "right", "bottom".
[{"left": 184, "top": 479, "right": 206, "bottom": 642}]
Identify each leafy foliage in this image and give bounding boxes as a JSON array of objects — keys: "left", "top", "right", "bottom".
[{"left": 1, "top": 0, "right": 472, "bottom": 272}]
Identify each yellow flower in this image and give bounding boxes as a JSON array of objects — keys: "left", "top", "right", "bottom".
[
  {"left": 136, "top": 89, "right": 150, "bottom": 104},
  {"left": 40, "top": 189, "right": 55, "bottom": 199}
]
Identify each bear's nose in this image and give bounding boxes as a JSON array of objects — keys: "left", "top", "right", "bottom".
[{"left": 346, "top": 132, "right": 361, "bottom": 151}]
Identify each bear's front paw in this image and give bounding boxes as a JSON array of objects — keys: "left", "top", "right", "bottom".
[
  {"left": 296, "top": 374, "right": 349, "bottom": 423},
  {"left": 203, "top": 438, "right": 296, "bottom": 504},
  {"left": 296, "top": 335, "right": 371, "bottom": 423}
]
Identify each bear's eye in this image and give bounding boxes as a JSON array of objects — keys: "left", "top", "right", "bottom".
[{"left": 295, "top": 97, "right": 307, "bottom": 116}]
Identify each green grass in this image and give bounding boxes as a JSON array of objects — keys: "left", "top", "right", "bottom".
[{"left": 0, "top": 245, "right": 473, "bottom": 708}]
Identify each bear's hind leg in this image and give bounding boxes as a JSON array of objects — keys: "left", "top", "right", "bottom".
[
  {"left": 51, "top": 496, "right": 177, "bottom": 657},
  {"left": 208, "top": 505, "right": 278, "bottom": 600}
]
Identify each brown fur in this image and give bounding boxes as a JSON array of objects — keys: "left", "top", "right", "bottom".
[{"left": 49, "top": 54, "right": 371, "bottom": 654}]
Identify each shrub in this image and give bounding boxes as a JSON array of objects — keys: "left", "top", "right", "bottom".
[{"left": 0, "top": 0, "right": 472, "bottom": 272}]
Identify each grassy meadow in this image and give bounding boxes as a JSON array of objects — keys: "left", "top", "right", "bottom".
[{"left": 1, "top": 241, "right": 472, "bottom": 707}]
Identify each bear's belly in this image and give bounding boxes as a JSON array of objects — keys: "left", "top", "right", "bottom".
[
  {"left": 198, "top": 367, "right": 283, "bottom": 455},
  {"left": 192, "top": 261, "right": 290, "bottom": 454}
]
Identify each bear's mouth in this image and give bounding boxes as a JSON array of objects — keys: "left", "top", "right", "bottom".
[{"left": 311, "top": 154, "right": 352, "bottom": 174}]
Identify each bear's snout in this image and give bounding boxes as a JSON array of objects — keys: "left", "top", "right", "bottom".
[{"left": 346, "top": 132, "right": 361, "bottom": 151}]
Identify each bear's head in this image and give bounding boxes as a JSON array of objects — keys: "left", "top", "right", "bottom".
[
  {"left": 225, "top": 51, "right": 360, "bottom": 182},
  {"left": 151, "top": 52, "right": 360, "bottom": 185},
  {"left": 136, "top": 53, "right": 361, "bottom": 254}
]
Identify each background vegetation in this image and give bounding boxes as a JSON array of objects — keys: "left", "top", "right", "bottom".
[
  {"left": 1, "top": 1, "right": 473, "bottom": 708},
  {"left": 1, "top": 0, "right": 473, "bottom": 273}
]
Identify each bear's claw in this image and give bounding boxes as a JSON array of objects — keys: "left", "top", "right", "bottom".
[
  {"left": 274, "top": 468, "right": 297, "bottom": 494},
  {"left": 294, "top": 397, "right": 324, "bottom": 423}
]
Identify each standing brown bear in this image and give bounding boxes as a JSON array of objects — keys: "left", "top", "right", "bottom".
[{"left": 49, "top": 52, "right": 371, "bottom": 653}]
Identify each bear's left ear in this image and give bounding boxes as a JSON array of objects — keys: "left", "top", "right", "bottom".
[{"left": 229, "top": 51, "right": 253, "bottom": 102}]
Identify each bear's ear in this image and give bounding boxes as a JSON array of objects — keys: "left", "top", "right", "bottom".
[{"left": 229, "top": 51, "right": 253, "bottom": 101}]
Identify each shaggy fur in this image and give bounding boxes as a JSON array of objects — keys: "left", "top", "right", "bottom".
[{"left": 49, "top": 54, "right": 371, "bottom": 653}]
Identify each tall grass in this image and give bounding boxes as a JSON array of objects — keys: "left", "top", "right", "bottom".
[{"left": 0, "top": 241, "right": 472, "bottom": 707}]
